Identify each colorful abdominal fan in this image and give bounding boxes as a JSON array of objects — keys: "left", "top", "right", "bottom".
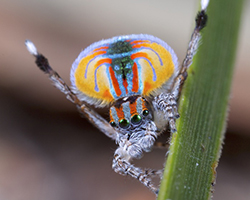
[{"left": 70, "top": 34, "right": 179, "bottom": 107}]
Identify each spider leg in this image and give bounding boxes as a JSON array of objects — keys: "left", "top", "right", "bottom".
[
  {"left": 112, "top": 147, "right": 159, "bottom": 194},
  {"left": 113, "top": 123, "right": 162, "bottom": 194},
  {"left": 25, "top": 40, "right": 118, "bottom": 140},
  {"left": 153, "top": 93, "right": 179, "bottom": 132},
  {"left": 153, "top": 8, "right": 208, "bottom": 133},
  {"left": 172, "top": 9, "right": 208, "bottom": 99},
  {"left": 145, "top": 168, "right": 164, "bottom": 178}
]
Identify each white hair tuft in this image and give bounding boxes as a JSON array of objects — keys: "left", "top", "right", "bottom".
[
  {"left": 25, "top": 40, "right": 38, "bottom": 56},
  {"left": 201, "top": 0, "right": 209, "bottom": 10}
]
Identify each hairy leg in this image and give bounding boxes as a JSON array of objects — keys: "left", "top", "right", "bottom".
[
  {"left": 25, "top": 40, "right": 118, "bottom": 140},
  {"left": 112, "top": 147, "right": 160, "bottom": 194},
  {"left": 153, "top": 9, "right": 208, "bottom": 133}
]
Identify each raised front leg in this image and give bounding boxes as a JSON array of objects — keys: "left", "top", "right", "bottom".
[
  {"left": 171, "top": 9, "right": 208, "bottom": 100},
  {"left": 152, "top": 9, "right": 208, "bottom": 134},
  {"left": 25, "top": 40, "right": 118, "bottom": 140}
]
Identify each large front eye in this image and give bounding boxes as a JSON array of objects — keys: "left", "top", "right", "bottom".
[
  {"left": 119, "top": 118, "right": 129, "bottom": 129},
  {"left": 131, "top": 114, "right": 142, "bottom": 125}
]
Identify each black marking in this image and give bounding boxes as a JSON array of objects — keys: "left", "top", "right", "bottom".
[
  {"left": 35, "top": 54, "right": 53, "bottom": 74},
  {"left": 196, "top": 10, "right": 208, "bottom": 30},
  {"left": 127, "top": 132, "right": 132, "bottom": 140},
  {"left": 111, "top": 57, "right": 134, "bottom": 80},
  {"left": 107, "top": 40, "right": 134, "bottom": 80},
  {"left": 113, "top": 95, "right": 140, "bottom": 108},
  {"left": 107, "top": 40, "right": 133, "bottom": 55}
]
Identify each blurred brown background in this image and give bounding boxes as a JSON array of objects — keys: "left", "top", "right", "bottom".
[{"left": 0, "top": 0, "right": 250, "bottom": 199}]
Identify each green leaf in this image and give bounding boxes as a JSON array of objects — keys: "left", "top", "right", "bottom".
[{"left": 157, "top": 0, "right": 245, "bottom": 199}]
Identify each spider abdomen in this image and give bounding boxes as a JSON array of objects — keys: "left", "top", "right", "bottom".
[{"left": 70, "top": 34, "right": 178, "bottom": 107}]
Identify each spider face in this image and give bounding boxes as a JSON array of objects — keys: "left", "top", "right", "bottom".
[
  {"left": 109, "top": 96, "right": 157, "bottom": 158},
  {"left": 109, "top": 96, "right": 152, "bottom": 130}
]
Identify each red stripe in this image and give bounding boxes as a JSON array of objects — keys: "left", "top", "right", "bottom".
[
  {"left": 109, "top": 67, "right": 122, "bottom": 97},
  {"left": 129, "top": 100, "right": 138, "bottom": 115},
  {"left": 131, "top": 62, "right": 139, "bottom": 93},
  {"left": 96, "top": 58, "right": 112, "bottom": 67},
  {"left": 123, "top": 79, "right": 128, "bottom": 94},
  {"left": 131, "top": 52, "right": 150, "bottom": 60},
  {"left": 93, "top": 46, "right": 109, "bottom": 52},
  {"left": 130, "top": 40, "right": 149, "bottom": 44},
  {"left": 132, "top": 43, "right": 149, "bottom": 49},
  {"left": 91, "top": 50, "right": 107, "bottom": 57},
  {"left": 115, "top": 106, "right": 125, "bottom": 119}
]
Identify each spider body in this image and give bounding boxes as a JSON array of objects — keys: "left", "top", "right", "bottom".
[
  {"left": 70, "top": 34, "right": 179, "bottom": 162},
  {"left": 25, "top": 1, "right": 208, "bottom": 195}
]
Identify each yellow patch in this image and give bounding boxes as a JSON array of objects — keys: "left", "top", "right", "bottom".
[
  {"left": 74, "top": 55, "right": 114, "bottom": 103},
  {"left": 139, "top": 43, "right": 175, "bottom": 95}
]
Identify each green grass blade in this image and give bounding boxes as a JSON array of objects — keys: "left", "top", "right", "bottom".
[{"left": 157, "top": 0, "right": 244, "bottom": 199}]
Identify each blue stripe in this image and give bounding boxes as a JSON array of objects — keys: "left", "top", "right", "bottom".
[
  {"left": 137, "top": 63, "right": 143, "bottom": 94},
  {"left": 134, "top": 57, "right": 157, "bottom": 81},
  {"left": 94, "top": 63, "right": 110, "bottom": 92},
  {"left": 116, "top": 73, "right": 126, "bottom": 96},
  {"left": 132, "top": 46, "right": 163, "bottom": 66},
  {"left": 85, "top": 56, "right": 97, "bottom": 78}
]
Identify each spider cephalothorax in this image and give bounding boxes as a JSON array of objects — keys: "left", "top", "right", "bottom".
[
  {"left": 109, "top": 95, "right": 157, "bottom": 159},
  {"left": 25, "top": 0, "right": 208, "bottom": 195}
]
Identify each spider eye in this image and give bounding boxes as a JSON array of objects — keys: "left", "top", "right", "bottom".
[
  {"left": 142, "top": 109, "right": 149, "bottom": 116},
  {"left": 110, "top": 121, "right": 116, "bottom": 127},
  {"left": 119, "top": 118, "right": 129, "bottom": 128},
  {"left": 131, "top": 114, "right": 142, "bottom": 124}
]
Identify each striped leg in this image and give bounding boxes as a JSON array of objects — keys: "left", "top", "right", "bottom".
[
  {"left": 172, "top": 9, "right": 208, "bottom": 99},
  {"left": 153, "top": 93, "right": 179, "bottom": 132},
  {"left": 112, "top": 147, "right": 160, "bottom": 194},
  {"left": 25, "top": 40, "right": 118, "bottom": 140},
  {"left": 153, "top": 8, "right": 208, "bottom": 133}
]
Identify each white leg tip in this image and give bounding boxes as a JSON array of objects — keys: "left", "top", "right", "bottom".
[
  {"left": 25, "top": 40, "right": 38, "bottom": 56},
  {"left": 201, "top": 0, "right": 209, "bottom": 10}
]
